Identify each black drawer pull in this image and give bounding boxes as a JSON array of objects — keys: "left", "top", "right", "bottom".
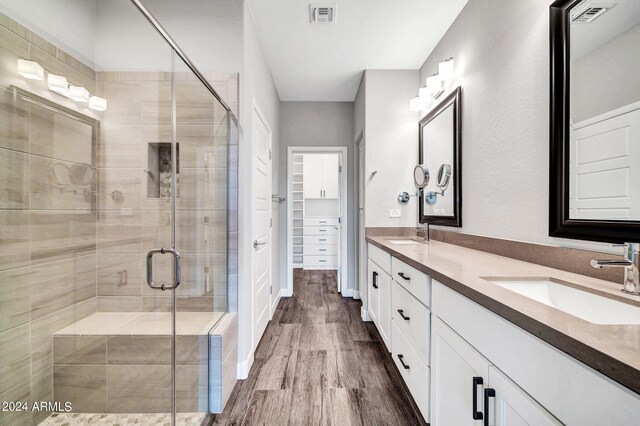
[
  {"left": 319, "top": 249, "right": 326, "bottom": 252},
  {"left": 397, "top": 354, "right": 410, "bottom": 370},
  {"left": 472, "top": 377, "right": 484, "bottom": 420},
  {"left": 372, "top": 271, "right": 378, "bottom": 289},
  {"left": 483, "top": 388, "right": 495, "bottom": 426},
  {"left": 397, "top": 272, "right": 410, "bottom": 281},
  {"left": 319, "top": 239, "right": 327, "bottom": 242},
  {"left": 397, "top": 309, "right": 410, "bottom": 321}
]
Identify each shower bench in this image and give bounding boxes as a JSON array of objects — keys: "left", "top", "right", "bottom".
[{"left": 51, "top": 311, "right": 237, "bottom": 415}]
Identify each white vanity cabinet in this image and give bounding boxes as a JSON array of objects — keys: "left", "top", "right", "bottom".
[
  {"left": 431, "top": 279, "right": 640, "bottom": 426},
  {"left": 367, "top": 245, "right": 392, "bottom": 347}
]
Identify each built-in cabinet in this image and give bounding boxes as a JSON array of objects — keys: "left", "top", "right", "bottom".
[
  {"left": 303, "top": 217, "right": 338, "bottom": 269},
  {"left": 303, "top": 153, "right": 339, "bottom": 199},
  {"left": 366, "top": 243, "right": 640, "bottom": 426}
]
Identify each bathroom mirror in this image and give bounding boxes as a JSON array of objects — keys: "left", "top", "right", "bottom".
[
  {"left": 550, "top": 0, "right": 640, "bottom": 242},
  {"left": 419, "top": 86, "right": 461, "bottom": 226}
]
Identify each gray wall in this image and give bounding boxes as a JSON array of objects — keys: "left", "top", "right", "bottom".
[
  {"left": 418, "top": 0, "right": 610, "bottom": 252},
  {"left": 278, "top": 102, "right": 356, "bottom": 293},
  {"left": 362, "top": 70, "right": 420, "bottom": 228}
]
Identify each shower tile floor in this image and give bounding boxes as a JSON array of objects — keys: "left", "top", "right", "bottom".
[{"left": 40, "top": 412, "right": 206, "bottom": 425}]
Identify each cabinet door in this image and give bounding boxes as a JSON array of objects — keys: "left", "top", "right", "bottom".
[
  {"left": 376, "top": 268, "right": 391, "bottom": 349},
  {"left": 322, "top": 154, "right": 340, "bottom": 198},
  {"left": 304, "top": 154, "right": 324, "bottom": 199},
  {"left": 367, "top": 259, "right": 380, "bottom": 324},
  {"left": 485, "top": 367, "right": 561, "bottom": 426},
  {"left": 431, "top": 316, "right": 490, "bottom": 426}
]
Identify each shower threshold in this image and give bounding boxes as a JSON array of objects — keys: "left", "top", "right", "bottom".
[{"left": 40, "top": 411, "right": 206, "bottom": 425}]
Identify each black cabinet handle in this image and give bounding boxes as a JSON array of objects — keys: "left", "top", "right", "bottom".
[
  {"left": 472, "top": 377, "right": 484, "bottom": 420},
  {"left": 397, "top": 309, "right": 410, "bottom": 321},
  {"left": 483, "top": 388, "right": 495, "bottom": 426},
  {"left": 397, "top": 272, "right": 410, "bottom": 281},
  {"left": 397, "top": 354, "right": 410, "bottom": 370},
  {"left": 372, "top": 271, "right": 378, "bottom": 289}
]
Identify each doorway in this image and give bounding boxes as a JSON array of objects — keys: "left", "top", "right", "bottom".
[{"left": 286, "top": 147, "right": 348, "bottom": 296}]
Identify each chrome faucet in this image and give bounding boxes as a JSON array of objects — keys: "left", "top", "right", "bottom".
[
  {"left": 590, "top": 243, "right": 640, "bottom": 295},
  {"left": 415, "top": 223, "right": 430, "bottom": 241}
]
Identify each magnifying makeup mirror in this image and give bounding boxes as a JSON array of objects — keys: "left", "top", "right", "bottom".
[
  {"left": 425, "top": 163, "right": 452, "bottom": 205},
  {"left": 436, "top": 164, "right": 451, "bottom": 192},
  {"left": 414, "top": 165, "right": 429, "bottom": 189}
]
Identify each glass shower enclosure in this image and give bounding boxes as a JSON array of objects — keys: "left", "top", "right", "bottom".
[{"left": 0, "top": 1, "right": 236, "bottom": 425}]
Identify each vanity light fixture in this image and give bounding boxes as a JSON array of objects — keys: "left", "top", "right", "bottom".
[
  {"left": 426, "top": 74, "right": 444, "bottom": 97},
  {"left": 69, "top": 85, "right": 90, "bottom": 103},
  {"left": 89, "top": 95, "right": 107, "bottom": 111},
  {"left": 47, "top": 73, "right": 69, "bottom": 97},
  {"left": 17, "top": 59, "right": 45, "bottom": 80},
  {"left": 409, "top": 96, "right": 423, "bottom": 112},
  {"left": 438, "top": 57, "right": 455, "bottom": 80}
]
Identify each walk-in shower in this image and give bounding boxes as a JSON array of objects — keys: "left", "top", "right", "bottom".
[{"left": 0, "top": 1, "right": 237, "bottom": 425}]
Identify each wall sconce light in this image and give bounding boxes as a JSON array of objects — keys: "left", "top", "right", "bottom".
[
  {"left": 69, "top": 85, "right": 90, "bottom": 103},
  {"left": 47, "top": 74, "right": 69, "bottom": 97},
  {"left": 89, "top": 95, "right": 107, "bottom": 111},
  {"left": 17, "top": 59, "right": 44, "bottom": 80}
]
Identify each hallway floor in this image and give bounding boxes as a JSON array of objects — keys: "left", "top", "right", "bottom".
[{"left": 210, "top": 270, "right": 426, "bottom": 425}]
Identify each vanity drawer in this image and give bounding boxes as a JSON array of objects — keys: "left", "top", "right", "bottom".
[
  {"left": 392, "top": 281, "right": 430, "bottom": 364},
  {"left": 304, "top": 217, "right": 338, "bottom": 226},
  {"left": 304, "top": 235, "right": 338, "bottom": 245},
  {"left": 303, "top": 255, "right": 337, "bottom": 268},
  {"left": 391, "top": 321, "right": 430, "bottom": 420},
  {"left": 303, "top": 226, "right": 338, "bottom": 236},
  {"left": 303, "top": 244, "right": 338, "bottom": 256},
  {"left": 368, "top": 243, "right": 391, "bottom": 274},
  {"left": 391, "top": 257, "right": 431, "bottom": 308}
]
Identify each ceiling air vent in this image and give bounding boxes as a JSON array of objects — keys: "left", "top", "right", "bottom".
[
  {"left": 310, "top": 4, "right": 336, "bottom": 24},
  {"left": 571, "top": 3, "right": 615, "bottom": 23}
]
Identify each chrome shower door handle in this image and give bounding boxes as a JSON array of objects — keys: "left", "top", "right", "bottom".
[
  {"left": 146, "top": 247, "right": 181, "bottom": 290},
  {"left": 253, "top": 240, "right": 266, "bottom": 249}
]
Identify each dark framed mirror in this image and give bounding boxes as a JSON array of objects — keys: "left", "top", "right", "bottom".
[
  {"left": 418, "top": 86, "right": 462, "bottom": 226},
  {"left": 550, "top": 0, "right": 640, "bottom": 243}
]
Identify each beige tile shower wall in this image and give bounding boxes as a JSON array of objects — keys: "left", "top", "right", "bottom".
[
  {"left": 0, "top": 13, "right": 99, "bottom": 426},
  {"left": 95, "top": 71, "right": 237, "bottom": 313}
]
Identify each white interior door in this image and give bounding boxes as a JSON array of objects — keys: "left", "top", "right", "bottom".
[
  {"left": 252, "top": 104, "right": 272, "bottom": 349},
  {"left": 570, "top": 107, "right": 640, "bottom": 220}
]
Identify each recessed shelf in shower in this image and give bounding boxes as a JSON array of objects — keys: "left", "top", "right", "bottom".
[{"left": 147, "top": 142, "right": 180, "bottom": 199}]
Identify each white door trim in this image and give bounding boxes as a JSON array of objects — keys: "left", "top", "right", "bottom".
[
  {"left": 287, "top": 146, "right": 348, "bottom": 297},
  {"left": 251, "top": 98, "right": 273, "bottom": 353}
]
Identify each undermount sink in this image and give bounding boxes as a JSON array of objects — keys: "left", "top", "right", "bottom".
[
  {"left": 386, "top": 239, "right": 425, "bottom": 245},
  {"left": 484, "top": 278, "right": 640, "bottom": 325}
]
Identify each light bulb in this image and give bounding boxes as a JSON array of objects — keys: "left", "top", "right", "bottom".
[
  {"left": 438, "top": 58, "right": 455, "bottom": 80},
  {"left": 409, "top": 96, "right": 423, "bottom": 112},
  {"left": 426, "top": 74, "right": 442, "bottom": 94}
]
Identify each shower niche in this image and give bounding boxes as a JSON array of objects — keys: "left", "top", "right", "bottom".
[{"left": 147, "top": 142, "right": 180, "bottom": 199}]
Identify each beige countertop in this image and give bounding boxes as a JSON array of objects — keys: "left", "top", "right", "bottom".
[{"left": 366, "top": 236, "right": 640, "bottom": 395}]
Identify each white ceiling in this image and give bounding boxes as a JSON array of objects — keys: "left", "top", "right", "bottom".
[{"left": 247, "top": 0, "right": 468, "bottom": 101}]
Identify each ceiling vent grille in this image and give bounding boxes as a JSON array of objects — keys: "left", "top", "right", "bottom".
[
  {"left": 310, "top": 4, "right": 336, "bottom": 24},
  {"left": 571, "top": 3, "right": 615, "bottom": 23}
]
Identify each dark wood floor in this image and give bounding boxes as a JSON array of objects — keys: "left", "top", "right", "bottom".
[{"left": 209, "top": 269, "right": 426, "bottom": 426}]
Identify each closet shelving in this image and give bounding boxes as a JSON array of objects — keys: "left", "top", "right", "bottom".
[{"left": 292, "top": 154, "right": 305, "bottom": 267}]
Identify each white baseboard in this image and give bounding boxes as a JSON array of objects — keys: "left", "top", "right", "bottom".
[
  {"left": 361, "top": 306, "right": 372, "bottom": 322},
  {"left": 341, "top": 287, "right": 354, "bottom": 297},
  {"left": 237, "top": 352, "right": 254, "bottom": 379},
  {"left": 280, "top": 288, "right": 292, "bottom": 297},
  {"left": 352, "top": 290, "right": 361, "bottom": 299}
]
